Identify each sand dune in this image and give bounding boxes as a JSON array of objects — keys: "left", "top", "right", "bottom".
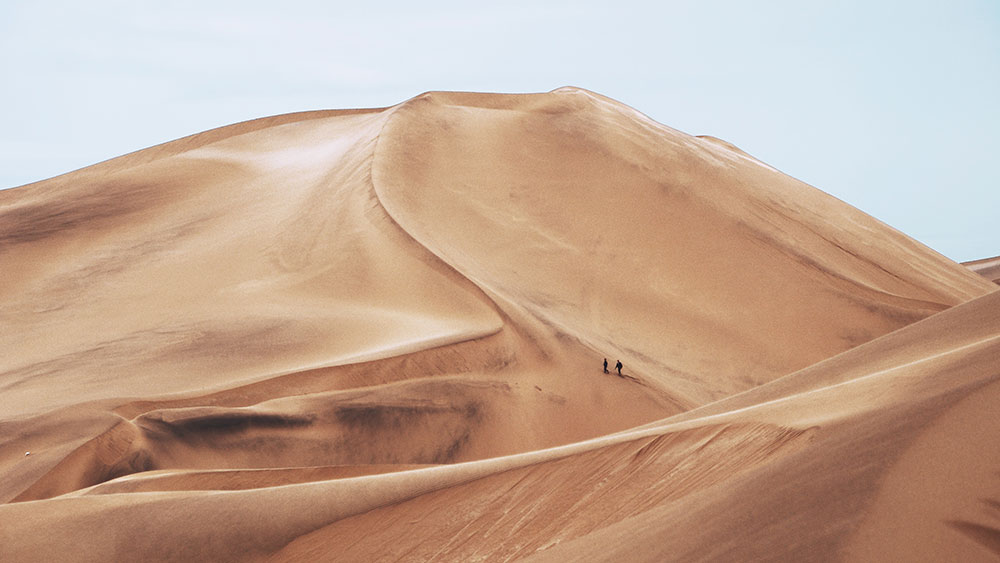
[
  {"left": 964, "top": 255, "right": 1000, "bottom": 285},
  {"left": 1, "top": 88, "right": 996, "bottom": 561}
]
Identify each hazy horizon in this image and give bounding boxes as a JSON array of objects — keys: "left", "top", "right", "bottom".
[{"left": 2, "top": 0, "right": 997, "bottom": 261}]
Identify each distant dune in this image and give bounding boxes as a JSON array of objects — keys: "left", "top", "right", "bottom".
[
  {"left": 964, "top": 255, "right": 1000, "bottom": 285},
  {"left": 1, "top": 88, "right": 996, "bottom": 562}
]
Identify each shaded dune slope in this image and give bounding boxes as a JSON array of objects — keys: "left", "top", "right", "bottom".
[{"left": 0, "top": 88, "right": 996, "bottom": 561}]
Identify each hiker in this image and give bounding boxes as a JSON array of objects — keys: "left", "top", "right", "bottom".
[
  {"left": 603, "top": 358, "right": 609, "bottom": 373},
  {"left": 615, "top": 360, "right": 623, "bottom": 376}
]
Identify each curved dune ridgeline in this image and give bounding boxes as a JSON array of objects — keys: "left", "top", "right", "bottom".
[{"left": 1, "top": 88, "right": 997, "bottom": 562}]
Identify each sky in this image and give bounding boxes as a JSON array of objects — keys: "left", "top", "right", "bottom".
[{"left": 1, "top": 0, "right": 997, "bottom": 261}]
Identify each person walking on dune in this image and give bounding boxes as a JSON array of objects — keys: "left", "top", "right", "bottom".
[
  {"left": 615, "top": 360, "right": 623, "bottom": 376},
  {"left": 603, "top": 358, "right": 609, "bottom": 374}
]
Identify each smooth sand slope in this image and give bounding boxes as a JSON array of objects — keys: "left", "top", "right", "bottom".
[{"left": 0, "top": 88, "right": 996, "bottom": 561}]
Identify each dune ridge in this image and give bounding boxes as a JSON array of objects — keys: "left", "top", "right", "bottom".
[{"left": 1, "top": 88, "right": 996, "bottom": 561}]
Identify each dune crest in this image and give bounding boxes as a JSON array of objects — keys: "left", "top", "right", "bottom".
[{"left": 0, "top": 88, "right": 996, "bottom": 561}]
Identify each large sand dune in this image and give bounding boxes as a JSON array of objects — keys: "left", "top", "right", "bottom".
[{"left": 1, "top": 88, "right": 996, "bottom": 561}]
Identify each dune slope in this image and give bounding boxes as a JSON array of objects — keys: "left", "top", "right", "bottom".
[
  {"left": 374, "top": 89, "right": 990, "bottom": 405},
  {"left": 0, "top": 88, "right": 995, "bottom": 561}
]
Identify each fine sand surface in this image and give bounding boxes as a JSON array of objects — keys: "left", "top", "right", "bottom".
[{"left": 1, "top": 88, "right": 997, "bottom": 561}]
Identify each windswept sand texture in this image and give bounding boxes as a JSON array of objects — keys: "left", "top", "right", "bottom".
[{"left": 1, "top": 88, "right": 997, "bottom": 561}]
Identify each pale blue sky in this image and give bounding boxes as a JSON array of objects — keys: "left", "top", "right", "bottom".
[{"left": 2, "top": 1, "right": 997, "bottom": 261}]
